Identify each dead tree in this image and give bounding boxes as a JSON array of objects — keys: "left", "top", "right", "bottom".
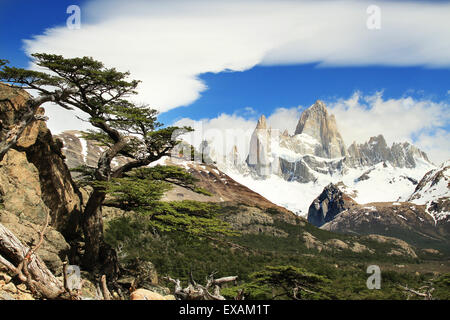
[
  {"left": 164, "top": 271, "right": 238, "bottom": 300},
  {"left": 0, "top": 205, "right": 81, "bottom": 299},
  {"left": 399, "top": 284, "right": 435, "bottom": 300},
  {"left": 0, "top": 222, "right": 72, "bottom": 299}
]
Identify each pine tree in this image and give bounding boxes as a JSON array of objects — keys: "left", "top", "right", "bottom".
[
  {"left": 247, "top": 265, "right": 328, "bottom": 300},
  {"left": 0, "top": 54, "right": 230, "bottom": 278}
]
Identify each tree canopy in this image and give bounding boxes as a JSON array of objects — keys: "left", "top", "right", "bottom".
[{"left": 0, "top": 54, "right": 228, "bottom": 276}]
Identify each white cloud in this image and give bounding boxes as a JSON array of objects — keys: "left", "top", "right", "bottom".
[
  {"left": 266, "top": 107, "right": 303, "bottom": 134},
  {"left": 175, "top": 93, "right": 450, "bottom": 165},
  {"left": 174, "top": 113, "right": 257, "bottom": 161},
  {"left": 414, "top": 129, "right": 450, "bottom": 166},
  {"left": 23, "top": 0, "right": 450, "bottom": 133},
  {"left": 327, "top": 92, "right": 450, "bottom": 164}
]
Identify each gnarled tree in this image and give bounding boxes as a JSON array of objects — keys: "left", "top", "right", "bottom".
[{"left": 0, "top": 54, "right": 193, "bottom": 277}]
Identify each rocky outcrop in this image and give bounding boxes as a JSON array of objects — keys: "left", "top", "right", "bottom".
[
  {"left": 307, "top": 183, "right": 358, "bottom": 227},
  {"left": 364, "top": 235, "right": 417, "bottom": 259},
  {"left": 294, "top": 100, "right": 347, "bottom": 159},
  {"left": 130, "top": 289, "right": 175, "bottom": 300},
  {"left": 221, "top": 205, "right": 289, "bottom": 237},
  {"left": 247, "top": 115, "right": 273, "bottom": 177},
  {"left": 0, "top": 85, "right": 82, "bottom": 274},
  {"left": 301, "top": 232, "right": 373, "bottom": 254},
  {"left": 346, "top": 134, "right": 431, "bottom": 169},
  {"left": 0, "top": 84, "right": 81, "bottom": 234}
]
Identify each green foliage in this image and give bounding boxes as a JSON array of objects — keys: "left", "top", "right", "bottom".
[
  {"left": 433, "top": 273, "right": 450, "bottom": 299},
  {"left": 105, "top": 200, "right": 235, "bottom": 241},
  {"left": 148, "top": 201, "right": 236, "bottom": 237},
  {"left": 98, "top": 163, "right": 233, "bottom": 240},
  {"left": 100, "top": 165, "right": 212, "bottom": 206},
  {"left": 104, "top": 202, "right": 450, "bottom": 300},
  {"left": 70, "top": 165, "right": 97, "bottom": 187},
  {"left": 242, "top": 265, "right": 329, "bottom": 300},
  {"left": 104, "top": 204, "right": 237, "bottom": 264}
]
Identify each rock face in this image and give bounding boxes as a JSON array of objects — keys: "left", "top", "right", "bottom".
[
  {"left": 241, "top": 100, "right": 433, "bottom": 187},
  {"left": 0, "top": 84, "right": 81, "bottom": 274},
  {"left": 0, "top": 84, "right": 81, "bottom": 234},
  {"left": 307, "top": 183, "right": 358, "bottom": 227},
  {"left": 56, "top": 130, "right": 129, "bottom": 173},
  {"left": 0, "top": 147, "right": 71, "bottom": 275},
  {"left": 346, "top": 135, "right": 431, "bottom": 168},
  {"left": 0, "top": 84, "right": 32, "bottom": 146},
  {"left": 247, "top": 115, "right": 273, "bottom": 177},
  {"left": 294, "top": 100, "right": 347, "bottom": 159}
]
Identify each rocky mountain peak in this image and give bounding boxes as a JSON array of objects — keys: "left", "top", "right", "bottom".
[
  {"left": 307, "top": 183, "right": 357, "bottom": 227},
  {"left": 346, "top": 134, "right": 432, "bottom": 169},
  {"left": 294, "top": 100, "right": 347, "bottom": 159},
  {"left": 256, "top": 115, "right": 267, "bottom": 130},
  {"left": 311, "top": 99, "right": 327, "bottom": 112},
  {"left": 368, "top": 134, "right": 388, "bottom": 148}
]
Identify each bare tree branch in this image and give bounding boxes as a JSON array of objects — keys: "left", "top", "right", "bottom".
[
  {"left": 101, "top": 275, "right": 112, "bottom": 300},
  {"left": 163, "top": 272, "right": 237, "bottom": 300}
]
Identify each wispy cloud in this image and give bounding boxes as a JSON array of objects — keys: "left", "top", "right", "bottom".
[{"left": 23, "top": 0, "right": 450, "bottom": 134}]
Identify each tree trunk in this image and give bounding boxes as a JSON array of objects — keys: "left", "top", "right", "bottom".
[
  {"left": 81, "top": 188, "right": 120, "bottom": 282},
  {"left": 0, "top": 223, "right": 68, "bottom": 299},
  {"left": 81, "top": 188, "right": 106, "bottom": 270}
]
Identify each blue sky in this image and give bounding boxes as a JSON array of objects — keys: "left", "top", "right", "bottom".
[
  {"left": 159, "top": 63, "right": 450, "bottom": 124},
  {"left": 1, "top": 0, "right": 449, "bottom": 162}
]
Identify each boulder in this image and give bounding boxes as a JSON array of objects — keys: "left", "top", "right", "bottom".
[{"left": 130, "top": 289, "right": 175, "bottom": 300}]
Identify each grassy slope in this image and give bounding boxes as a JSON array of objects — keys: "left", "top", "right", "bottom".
[{"left": 105, "top": 205, "right": 450, "bottom": 300}]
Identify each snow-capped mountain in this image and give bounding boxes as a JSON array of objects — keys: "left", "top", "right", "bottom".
[
  {"left": 308, "top": 183, "right": 449, "bottom": 249},
  {"left": 405, "top": 160, "right": 450, "bottom": 223},
  {"left": 207, "top": 100, "right": 437, "bottom": 217}
]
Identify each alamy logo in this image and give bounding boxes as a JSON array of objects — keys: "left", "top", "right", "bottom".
[
  {"left": 66, "top": 265, "right": 81, "bottom": 291},
  {"left": 366, "top": 265, "right": 381, "bottom": 289},
  {"left": 66, "top": 5, "right": 81, "bottom": 30},
  {"left": 366, "top": 5, "right": 381, "bottom": 30}
]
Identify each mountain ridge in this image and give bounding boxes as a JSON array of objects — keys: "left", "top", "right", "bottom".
[{"left": 212, "top": 100, "right": 437, "bottom": 217}]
